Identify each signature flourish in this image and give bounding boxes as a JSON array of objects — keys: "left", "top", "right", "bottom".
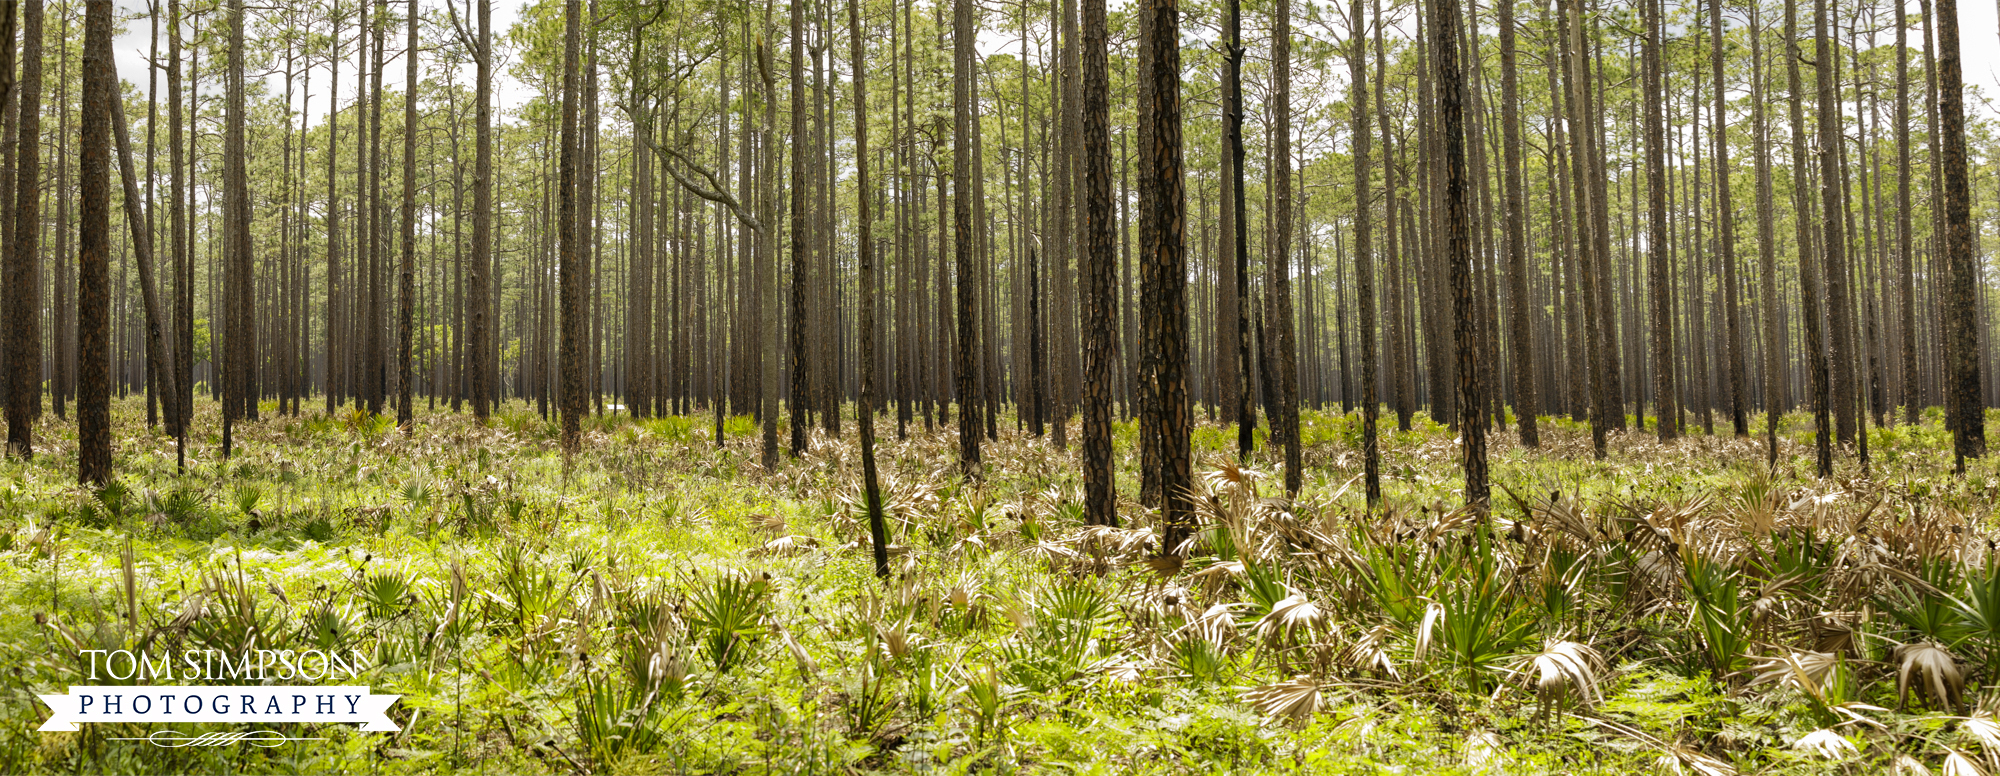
[{"left": 107, "top": 730, "right": 326, "bottom": 748}]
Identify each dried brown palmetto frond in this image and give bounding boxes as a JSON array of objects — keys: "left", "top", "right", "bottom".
[
  {"left": 1189, "top": 560, "right": 1246, "bottom": 596},
  {"left": 1960, "top": 712, "right": 2000, "bottom": 770},
  {"left": 1414, "top": 600, "right": 1444, "bottom": 664},
  {"left": 1463, "top": 729, "right": 1505, "bottom": 770},
  {"left": 1748, "top": 650, "right": 1840, "bottom": 698},
  {"left": 1241, "top": 674, "right": 1321, "bottom": 726},
  {"left": 1898, "top": 754, "right": 1940, "bottom": 776},
  {"left": 748, "top": 535, "right": 822, "bottom": 557},
  {"left": 1419, "top": 504, "right": 1483, "bottom": 545},
  {"left": 1523, "top": 639, "right": 1607, "bottom": 713},
  {"left": 1335, "top": 623, "right": 1399, "bottom": 679},
  {"left": 1898, "top": 642, "right": 1966, "bottom": 711},
  {"left": 1946, "top": 750, "right": 1990, "bottom": 776},
  {"left": 1074, "top": 524, "right": 1157, "bottom": 564},
  {"left": 745, "top": 512, "right": 786, "bottom": 535},
  {"left": 1187, "top": 603, "right": 1239, "bottom": 646},
  {"left": 1100, "top": 656, "right": 1148, "bottom": 684},
  {"left": 1791, "top": 728, "right": 1858, "bottom": 760},
  {"left": 1255, "top": 590, "right": 1324, "bottom": 643}
]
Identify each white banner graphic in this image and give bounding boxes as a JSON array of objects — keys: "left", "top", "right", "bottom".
[{"left": 37, "top": 686, "right": 401, "bottom": 732}]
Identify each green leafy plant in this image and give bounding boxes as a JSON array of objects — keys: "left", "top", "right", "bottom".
[
  {"left": 1424, "top": 529, "right": 1536, "bottom": 693},
  {"left": 1683, "top": 545, "right": 1753, "bottom": 683},
  {"left": 688, "top": 571, "right": 771, "bottom": 672}
]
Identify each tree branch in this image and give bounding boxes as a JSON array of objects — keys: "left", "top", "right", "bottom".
[{"left": 617, "top": 100, "right": 763, "bottom": 232}]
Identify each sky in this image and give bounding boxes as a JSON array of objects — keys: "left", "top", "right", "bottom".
[{"left": 96, "top": 0, "right": 2000, "bottom": 133}]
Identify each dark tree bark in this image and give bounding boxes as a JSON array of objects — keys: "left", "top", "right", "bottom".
[
  {"left": 622, "top": 9, "right": 654, "bottom": 419},
  {"left": 1379, "top": 0, "right": 1411, "bottom": 432},
  {"left": 759, "top": 2, "right": 779, "bottom": 470},
  {"left": 557, "top": 0, "right": 584, "bottom": 450},
  {"left": 324, "top": 1, "right": 343, "bottom": 416},
  {"left": 365, "top": 0, "right": 385, "bottom": 415},
  {"left": 788, "top": 0, "right": 809, "bottom": 455},
  {"left": 1560, "top": 0, "right": 1606, "bottom": 458},
  {"left": 2, "top": 0, "right": 28, "bottom": 458},
  {"left": 398, "top": 0, "right": 417, "bottom": 426},
  {"left": 1350, "top": 0, "right": 1381, "bottom": 506},
  {"left": 1433, "top": 0, "right": 1484, "bottom": 507},
  {"left": 77, "top": 0, "right": 112, "bottom": 485},
  {"left": 1787, "top": 0, "right": 1831, "bottom": 476},
  {"left": 1224, "top": 0, "right": 1252, "bottom": 458},
  {"left": 952, "top": 0, "right": 981, "bottom": 473},
  {"left": 1272, "top": 0, "right": 1300, "bottom": 495},
  {"left": 470, "top": 0, "right": 492, "bottom": 419},
  {"left": 1937, "top": 0, "right": 1986, "bottom": 465},
  {"left": 1140, "top": 0, "right": 1192, "bottom": 551},
  {"left": 222, "top": 0, "right": 253, "bottom": 457},
  {"left": 1080, "top": 0, "right": 1116, "bottom": 526}
]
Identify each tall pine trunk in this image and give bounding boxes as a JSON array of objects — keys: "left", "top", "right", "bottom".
[
  {"left": 1498, "top": 0, "right": 1535, "bottom": 448},
  {"left": 952, "top": 0, "right": 981, "bottom": 473},
  {"left": 1937, "top": 0, "right": 1985, "bottom": 464},
  {"left": 848, "top": 0, "right": 889, "bottom": 574},
  {"left": 398, "top": 0, "right": 417, "bottom": 425},
  {"left": 1645, "top": 0, "right": 1676, "bottom": 441},
  {"left": 1080, "top": 0, "right": 1116, "bottom": 525},
  {"left": 1432, "top": 0, "right": 1485, "bottom": 508},
  {"left": 1713, "top": 0, "right": 1747, "bottom": 436},
  {"left": 1272, "top": 0, "right": 1300, "bottom": 495},
  {"left": 77, "top": 0, "right": 112, "bottom": 485},
  {"left": 557, "top": 0, "right": 584, "bottom": 449},
  {"left": 1897, "top": 0, "right": 1918, "bottom": 424},
  {"left": 1140, "top": 0, "right": 1193, "bottom": 551},
  {"left": 1350, "top": 0, "right": 1381, "bottom": 505}
]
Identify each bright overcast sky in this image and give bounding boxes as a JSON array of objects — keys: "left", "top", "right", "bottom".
[{"left": 98, "top": 0, "right": 2000, "bottom": 128}]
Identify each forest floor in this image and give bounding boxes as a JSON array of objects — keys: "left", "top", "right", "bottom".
[{"left": 1, "top": 397, "right": 1998, "bottom": 774}]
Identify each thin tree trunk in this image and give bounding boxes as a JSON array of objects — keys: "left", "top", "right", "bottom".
[
  {"left": 111, "top": 66, "right": 183, "bottom": 468},
  {"left": 1713, "top": 0, "right": 1747, "bottom": 436},
  {"left": 788, "top": 0, "right": 810, "bottom": 454},
  {"left": 222, "top": 0, "right": 253, "bottom": 456},
  {"left": 1897, "top": 0, "right": 1917, "bottom": 424},
  {"left": 952, "top": 0, "right": 980, "bottom": 473},
  {"left": 1645, "top": 0, "right": 1676, "bottom": 441},
  {"left": 557, "top": 0, "right": 584, "bottom": 449},
  {"left": 1498, "top": 0, "right": 1535, "bottom": 448},
  {"left": 847, "top": 0, "right": 888, "bottom": 574},
  {"left": 1815, "top": 0, "right": 1855, "bottom": 448},
  {"left": 1753, "top": 0, "right": 1782, "bottom": 464},
  {"left": 398, "top": 0, "right": 417, "bottom": 425}
]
